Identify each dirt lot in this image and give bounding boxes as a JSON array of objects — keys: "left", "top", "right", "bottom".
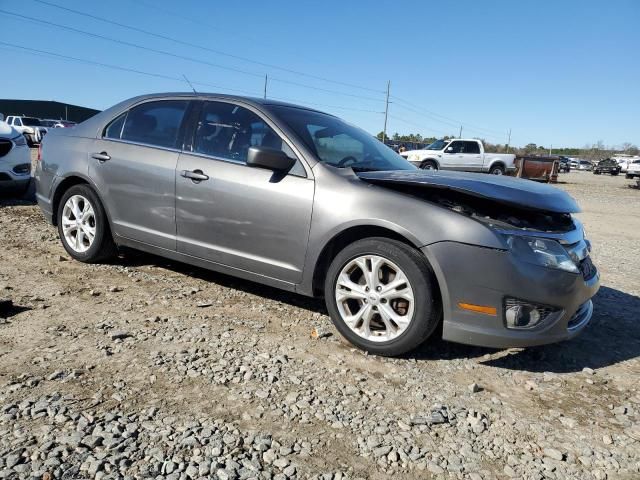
[{"left": 1, "top": 166, "right": 639, "bottom": 480}]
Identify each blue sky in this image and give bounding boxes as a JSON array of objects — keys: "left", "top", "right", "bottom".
[{"left": 0, "top": 0, "right": 638, "bottom": 148}]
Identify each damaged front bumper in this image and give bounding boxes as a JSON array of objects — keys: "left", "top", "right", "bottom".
[{"left": 422, "top": 240, "right": 600, "bottom": 348}]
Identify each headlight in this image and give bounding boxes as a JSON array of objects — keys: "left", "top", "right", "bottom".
[
  {"left": 505, "top": 235, "right": 579, "bottom": 273},
  {"left": 12, "top": 134, "right": 27, "bottom": 147}
]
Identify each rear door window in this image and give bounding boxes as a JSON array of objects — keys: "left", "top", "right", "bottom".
[
  {"left": 120, "top": 100, "right": 188, "bottom": 149},
  {"left": 463, "top": 141, "right": 480, "bottom": 154},
  {"left": 104, "top": 113, "right": 127, "bottom": 140}
]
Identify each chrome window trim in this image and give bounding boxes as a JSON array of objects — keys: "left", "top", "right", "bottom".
[{"left": 100, "top": 137, "right": 182, "bottom": 154}]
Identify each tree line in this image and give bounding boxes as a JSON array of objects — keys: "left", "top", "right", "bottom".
[{"left": 377, "top": 131, "right": 639, "bottom": 160}]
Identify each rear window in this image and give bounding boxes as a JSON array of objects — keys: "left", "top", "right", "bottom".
[
  {"left": 105, "top": 100, "right": 188, "bottom": 149},
  {"left": 22, "top": 117, "right": 42, "bottom": 126}
]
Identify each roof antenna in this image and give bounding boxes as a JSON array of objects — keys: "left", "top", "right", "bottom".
[{"left": 182, "top": 74, "right": 197, "bottom": 94}]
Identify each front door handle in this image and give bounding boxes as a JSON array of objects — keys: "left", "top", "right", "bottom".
[
  {"left": 91, "top": 151, "right": 111, "bottom": 162},
  {"left": 180, "top": 169, "right": 209, "bottom": 181}
]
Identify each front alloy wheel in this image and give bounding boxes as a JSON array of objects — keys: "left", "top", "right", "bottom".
[
  {"left": 324, "top": 238, "right": 441, "bottom": 356},
  {"left": 335, "top": 255, "right": 414, "bottom": 342}
]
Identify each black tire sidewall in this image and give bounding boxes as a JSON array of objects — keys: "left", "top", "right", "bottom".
[
  {"left": 420, "top": 160, "right": 438, "bottom": 171},
  {"left": 490, "top": 165, "right": 505, "bottom": 175},
  {"left": 57, "top": 185, "right": 111, "bottom": 262},
  {"left": 324, "top": 238, "right": 440, "bottom": 356}
]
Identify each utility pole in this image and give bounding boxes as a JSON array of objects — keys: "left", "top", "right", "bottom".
[
  {"left": 264, "top": 75, "right": 268, "bottom": 99},
  {"left": 65, "top": 105, "right": 68, "bottom": 121},
  {"left": 506, "top": 128, "right": 512, "bottom": 153},
  {"left": 382, "top": 80, "right": 390, "bottom": 144},
  {"left": 549, "top": 144, "right": 553, "bottom": 156},
  {"left": 459, "top": 126, "right": 463, "bottom": 138}
]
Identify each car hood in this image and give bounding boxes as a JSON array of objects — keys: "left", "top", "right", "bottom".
[{"left": 357, "top": 170, "right": 580, "bottom": 213}]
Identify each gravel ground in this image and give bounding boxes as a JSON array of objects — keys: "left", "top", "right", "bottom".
[{"left": 1, "top": 165, "right": 639, "bottom": 480}]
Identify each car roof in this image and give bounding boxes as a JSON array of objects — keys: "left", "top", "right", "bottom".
[{"left": 127, "top": 92, "right": 333, "bottom": 116}]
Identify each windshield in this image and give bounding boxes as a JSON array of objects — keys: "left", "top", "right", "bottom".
[
  {"left": 22, "top": 117, "right": 42, "bottom": 126},
  {"left": 426, "top": 139, "right": 450, "bottom": 150},
  {"left": 269, "top": 106, "right": 415, "bottom": 172}
]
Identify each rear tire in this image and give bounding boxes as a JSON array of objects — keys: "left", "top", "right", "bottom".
[
  {"left": 57, "top": 184, "right": 117, "bottom": 263},
  {"left": 489, "top": 164, "right": 505, "bottom": 175},
  {"left": 324, "top": 238, "right": 441, "bottom": 357}
]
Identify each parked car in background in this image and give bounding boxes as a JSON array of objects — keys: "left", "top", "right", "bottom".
[
  {"left": 35, "top": 92, "right": 599, "bottom": 356},
  {"left": 0, "top": 120, "right": 32, "bottom": 194},
  {"left": 615, "top": 156, "right": 640, "bottom": 173},
  {"left": 41, "top": 119, "right": 76, "bottom": 128},
  {"left": 593, "top": 158, "right": 621, "bottom": 175},
  {"left": 626, "top": 160, "right": 640, "bottom": 179},
  {"left": 558, "top": 156, "right": 571, "bottom": 173},
  {"left": 576, "top": 160, "right": 593, "bottom": 171},
  {"left": 4, "top": 116, "right": 47, "bottom": 146},
  {"left": 400, "top": 139, "right": 516, "bottom": 174}
]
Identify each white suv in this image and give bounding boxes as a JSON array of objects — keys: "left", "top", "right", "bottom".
[
  {"left": 626, "top": 160, "right": 640, "bottom": 179},
  {"left": 0, "top": 120, "right": 32, "bottom": 193},
  {"left": 4, "top": 116, "right": 47, "bottom": 146}
]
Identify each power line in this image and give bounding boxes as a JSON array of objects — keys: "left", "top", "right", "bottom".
[
  {"left": 127, "top": 0, "right": 386, "bottom": 94},
  {"left": 388, "top": 114, "right": 455, "bottom": 138},
  {"left": 4, "top": 5, "right": 511, "bottom": 139},
  {"left": 0, "top": 41, "right": 382, "bottom": 115},
  {"left": 391, "top": 95, "right": 507, "bottom": 138},
  {"left": 0, "top": 9, "right": 385, "bottom": 103}
]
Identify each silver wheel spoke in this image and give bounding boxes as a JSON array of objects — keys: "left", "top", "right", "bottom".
[
  {"left": 336, "top": 273, "right": 367, "bottom": 300},
  {"left": 335, "top": 254, "right": 415, "bottom": 343}
]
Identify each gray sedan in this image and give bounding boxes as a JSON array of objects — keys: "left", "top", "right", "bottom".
[{"left": 34, "top": 93, "right": 599, "bottom": 356}]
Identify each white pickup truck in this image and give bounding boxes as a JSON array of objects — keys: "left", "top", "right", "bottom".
[{"left": 400, "top": 138, "right": 516, "bottom": 175}]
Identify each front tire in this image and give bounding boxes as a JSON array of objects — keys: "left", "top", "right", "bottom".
[
  {"left": 324, "top": 238, "right": 441, "bottom": 356},
  {"left": 419, "top": 160, "right": 438, "bottom": 170},
  {"left": 57, "top": 184, "right": 116, "bottom": 263}
]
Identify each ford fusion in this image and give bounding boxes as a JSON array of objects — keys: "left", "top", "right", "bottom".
[{"left": 34, "top": 93, "right": 599, "bottom": 356}]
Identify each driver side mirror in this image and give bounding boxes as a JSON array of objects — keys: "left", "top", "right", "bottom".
[
  {"left": 247, "top": 146, "right": 296, "bottom": 172},
  {"left": 446, "top": 146, "right": 454, "bottom": 152}
]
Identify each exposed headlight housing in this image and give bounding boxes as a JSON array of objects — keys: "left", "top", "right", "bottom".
[{"left": 505, "top": 235, "right": 579, "bottom": 273}]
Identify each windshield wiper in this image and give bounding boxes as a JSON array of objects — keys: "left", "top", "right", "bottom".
[{"left": 351, "top": 166, "right": 380, "bottom": 172}]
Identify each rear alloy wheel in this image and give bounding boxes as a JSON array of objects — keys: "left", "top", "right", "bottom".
[
  {"left": 324, "top": 238, "right": 441, "bottom": 356},
  {"left": 57, "top": 184, "right": 116, "bottom": 263},
  {"left": 419, "top": 160, "right": 438, "bottom": 170},
  {"left": 489, "top": 164, "right": 505, "bottom": 175}
]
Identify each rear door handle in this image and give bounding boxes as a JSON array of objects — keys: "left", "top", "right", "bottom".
[
  {"left": 180, "top": 169, "right": 209, "bottom": 181},
  {"left": 91, "top": 152, "right": 111, "bottom": 162}
]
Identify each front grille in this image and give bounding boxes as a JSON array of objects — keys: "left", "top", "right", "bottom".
[
  {"left": 579, "top": 256, "right": 597, "bottom": 281},
  {"left": 0, "top": 139, "right": 12, "bottom": 157},
  {"left": 0, "top": 172, "right": 11, "bottom": 181}
]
